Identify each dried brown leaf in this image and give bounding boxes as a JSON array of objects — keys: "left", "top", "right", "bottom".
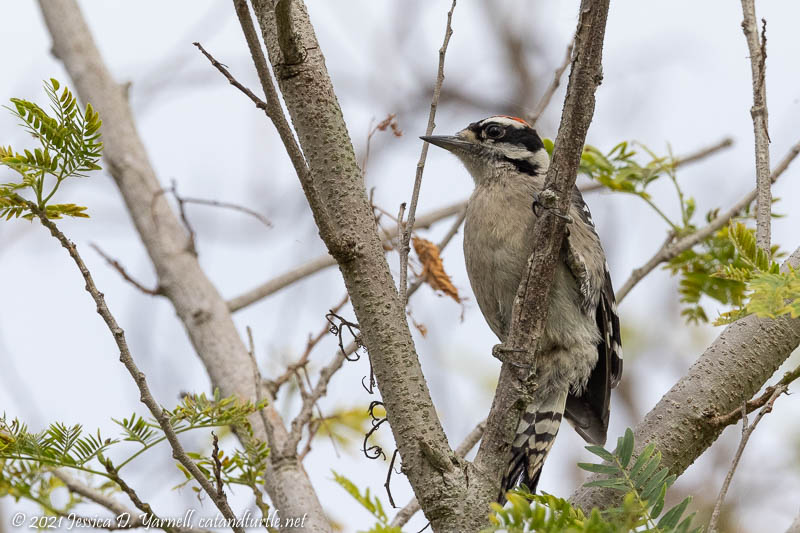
[{"left": 412, "top": 237, "right": 461, "bottom": 302}]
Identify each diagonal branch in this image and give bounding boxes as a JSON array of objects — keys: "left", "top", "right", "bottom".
[
  {"left": 227, "top": 200, "right": 467, "bottom": 312},
  {"left": 25, "top": 200, "right": 242, "bottom": 533},
  {"left": 616, "top": 140, "right": 800, "bottom": 302},
  {"left": 572, "top": 246, "right": 800, "bottom": 512},
  {"left": 52, "top": 470, "right": 146, "bottom": 530},
  {"left": 474, "top": 0, "right": 612, "bottom": 497},
  {"left": 527, "top": 40, "right": 574, "bottom": 126},
  {"left": 247, "top": 1, "right": 471, "bottom": 529},
  {"left": 708, "top": 385, "right": 786, "bottom": 533},
  {"left": 37, "top": 2, "right": 330, "bottom": 531}
]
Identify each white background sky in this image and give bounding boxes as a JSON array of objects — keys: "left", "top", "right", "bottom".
[{"left": 1, "top": 1, "right": 799, "bottom": 532}]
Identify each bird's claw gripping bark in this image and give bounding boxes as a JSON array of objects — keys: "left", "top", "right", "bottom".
[
  {"left": 532, "top": 190, "right": 573, "bottom": 223},
  {"left": 492, "top": 343, "right": 532, "bottom": 369}
]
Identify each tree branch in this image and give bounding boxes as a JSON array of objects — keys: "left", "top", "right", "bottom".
[
  {"left": 37, "top": 2, "right": 330, "bottom": 530},
  {"left": 90, "top": 244, "right": 163, "bottom": 296},
  {"left": 24, "top": 200, "right": 241, "bottom": 533},
  {"left": 571, "top": 246, "right": 800, "bottom": 512},
  {"left": 527, "top": 40, "right": 574, "bottom": 126},
  {"left": 708, "top": 363, "right": 800, "bottom": 427},
  {"left": 390, "top": 419, "right": 487, "bottom": 529},
  {"left": 616, "top": 140, "right": 800, "bottom": 302},
  {"left": 740, "top": 2, "right": 771, "bottom": 253},
  {"left": 226, "top": 200, "right": 467, "bottom": 312},
  {"left": 248, "top": 1, "right": 475, "bottom": 529},
  {"left": 474, "top": 0, "right": 611, "bottom": 502},
  {"left": 52, "top": 470, "right": 145, "bottom": 530},
  {"left": 398, "top": 0, "right": 457, "bottom": 305},
  {"left": 708, "top": 385, "right": 786, "bottom": 533}
]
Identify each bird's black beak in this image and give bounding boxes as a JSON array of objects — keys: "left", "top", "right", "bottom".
[{"left": 420, "top": 135, "right": 473, "bottom": 153}]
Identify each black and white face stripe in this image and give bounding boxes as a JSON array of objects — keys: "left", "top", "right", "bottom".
[{"left": 463, "top": 116, "right": 547, "bottom": 175}]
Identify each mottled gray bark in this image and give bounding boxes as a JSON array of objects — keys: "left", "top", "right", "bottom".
[
  {"left": 36, "top": 2, "right": 330, "bottom": 531},
  {"left": 248, "top": 1, "right": 480, "bottom": 531},
  {"left": 474, "top": 0, "right": 610, "bottom": 495},
  {"left": 571, "top": 247, "right": 800, "bottom": 512}
]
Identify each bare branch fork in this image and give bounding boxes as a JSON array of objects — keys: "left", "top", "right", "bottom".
[
  {"left": 474, "top": 0, "right": 612, "bottom": 496},
  {"left": 708, "top": 385, "right": 786, "bottom": 533},
  {"left": 23, "top": 200, "right": 243, "bottom": 533},
  {"left": 398, "top": 0, "right": 457, "bottom": 305},
  {"left": 740, "top": 0, "right": 772, "bottom": 253}
]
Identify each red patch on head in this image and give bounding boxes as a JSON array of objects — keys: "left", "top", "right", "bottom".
[{"left": 497, "top": 115, "right": 531, "bottom": 127}]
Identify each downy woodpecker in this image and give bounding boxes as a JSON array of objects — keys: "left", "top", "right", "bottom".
[{"left": 422, "top": 115, "right": 622, "bottom": 499}]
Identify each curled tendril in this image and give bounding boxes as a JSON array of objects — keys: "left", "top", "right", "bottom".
[
  {"left": 325, "top": 311, "right": 364, "bottom": 362},
  {"left": 363, "top": 401, "right": 387, "bottom": 460}
]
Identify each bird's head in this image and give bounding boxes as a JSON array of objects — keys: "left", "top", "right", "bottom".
[{"left": 421, "top": 115, "right": 549, "bottom": 184}]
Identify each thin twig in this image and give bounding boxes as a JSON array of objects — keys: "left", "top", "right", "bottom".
[
  {"left": 226, "top": 200, "right": 468, "bottom": 312},
  {"left": 528, "top": 40, "right": 574, "bottom": 126},
  {"left": 398, "top": 0, "right": 457, "bottom": 305},
  {"left": 708, "top": 385, "right": 786, "bottom": 533},
  {"left": 194, "top": 41, "right": 268, "bottom": 110},
  {"left": 246, "top": 326, "right": 277, "bottom": 448},
  {"left": 264, "top": 293, "right": 349, "bottom": 396},
  {"left": 577, "top": 137, "right": 734, "bottom": 195},
  {"left": 740, "top": 2, "right": 771, "bottom": 253},
  {"left": 709, "top": 363, "right": 800, "bottom": 427},
  {"left": 286, "top": 341, "right": 351, "bottom": 453},
  {"left": 673, "top": 137, "right": 734, "bottom": 167},
  {"left": 23, "top": 199, "right": 243, "bottom": 533},
  {"left": 52, "top": 470, "right": 144, "bottom": 529},
  {"left": 390, "top": 419, "right": 486, "bottom": 528},
  {"left": 385, "top": 448, "right": 400, "bottom": 508},
  {"left": 102, "top": 459, "right": 174, "bottom": 533},
  {"left": 616, "top": 140, "right": 800, "bottom": 302},
  {"left": 211, "top": 432, "right": 225, "bottom": 499},
  {"left": 228, "top": 0, "right": 334, "bottom": 244},
  {"left": 174, "top": 195, "right": 272, "bottom": 229},
  {"left": 90, "top": 244, "right": 162, "bottom": 296},
  {"left": 407, "top": 206, "right": 467, "bottom": 296}
]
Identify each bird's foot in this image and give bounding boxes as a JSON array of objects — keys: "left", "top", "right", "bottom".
[
  {"left": 492, "top": 343, "right": 532, "bottom": 369},
  {"left": 532, "top": 190, "right": 573, "bottom": 223}
]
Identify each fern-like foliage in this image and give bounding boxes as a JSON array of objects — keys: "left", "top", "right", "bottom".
[
  {"left": 0, "top": 391, "right": 268, "bottom": 515},
  {"left": 484, "top": 429, "right": 700, "bottom": 533},
  {"left": 710, "top": 222, "right": 799, "bottom": 324},
  {"left": 0, "top": 78, "right": 101, "bottom": 219},
  {"left": 331, "top": 471, "right": 401, "bottom": 533}
]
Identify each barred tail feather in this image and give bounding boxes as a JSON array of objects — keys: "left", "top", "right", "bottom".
[{"left": 499, "top": 390, "right": 568, "bottom": 503}]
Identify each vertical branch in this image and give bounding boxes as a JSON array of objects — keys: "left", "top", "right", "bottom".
[
  {"left": 740, "top": 1, "right": 771, "bottom": 253},
  {"left": 474, "top": 0, "right": 611, "bottom": 488},
  {"left": 398, "top": 0, "right": 457, "bottom": 304}
]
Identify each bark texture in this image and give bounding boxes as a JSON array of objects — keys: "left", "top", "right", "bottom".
[
  {"left": 249, "top": 1, "right": 481, "bottom": 530},
  {"left": 36, "top": 2, "right": 330, "bottom": 531},
  {"left": 571, "top": 247, "right": 800, "bottom": 512},
  {"left": 474, "top": 0, "right": 610, "bottom": 493}
]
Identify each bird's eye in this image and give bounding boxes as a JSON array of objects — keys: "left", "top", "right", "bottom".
[{"left": 485, "top": 124, "right": 504, "bottom": 139}]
